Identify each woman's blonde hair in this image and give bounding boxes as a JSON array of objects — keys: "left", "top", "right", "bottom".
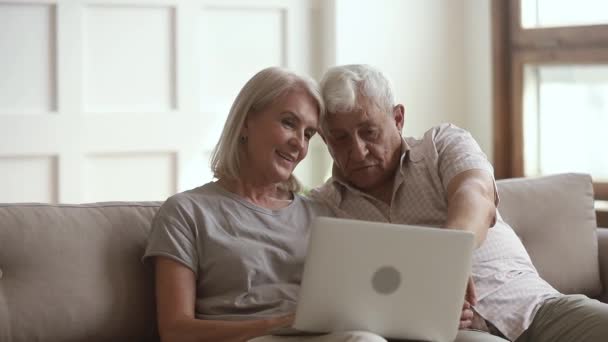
[{"left": 210, "top": 67, "right": 324, "bottom": 192}]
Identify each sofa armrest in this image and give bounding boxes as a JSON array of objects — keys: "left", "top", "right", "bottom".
[{"left": 599, "top": 227, "right": 608, "bottom": 303}]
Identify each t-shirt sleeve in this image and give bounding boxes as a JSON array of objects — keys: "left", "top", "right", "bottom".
[
  {"left": 142, "top": 196, "right": 199, "bottom": 275},
  {"left": 430, "top": 123, "right": 499, "bottom": 206}
]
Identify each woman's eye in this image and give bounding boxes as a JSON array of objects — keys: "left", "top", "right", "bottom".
[{"left": 282, "top": 119, "right": 295, "bottom": 128}]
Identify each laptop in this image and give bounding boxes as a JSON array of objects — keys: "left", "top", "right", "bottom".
[{"left": 283, "top": 216, "right": 475, "bottom": 342}]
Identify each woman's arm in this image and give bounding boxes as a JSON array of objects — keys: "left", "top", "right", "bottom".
[{"left": 155, "top": 257, "right": 293, "bottom": 342}]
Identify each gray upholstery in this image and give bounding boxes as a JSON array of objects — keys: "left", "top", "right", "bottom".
[
  {"left": 0, "top": 174, "right": 606, "bottom": 341},
  {"left": 598, "top": 228, "right": 608, "bottom": 303},
  {"left": 496, "top": 173, "right": 602, "bottom": 296},
  {"left": 0, "top": 203, "right": 161, "bottom": 342}
]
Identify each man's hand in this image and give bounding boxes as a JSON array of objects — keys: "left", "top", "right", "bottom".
[
  {"left": 465, "top": 276, "right": 477, "bottom": 306},
  {"left": 460, "top": 276, "right": 477, "bottom": 330},
  {"left": 460, "top": 301, "right": 474, "bottom": 329}
]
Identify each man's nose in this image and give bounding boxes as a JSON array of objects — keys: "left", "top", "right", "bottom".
[{"left": 350, "top": 136, "right": 368, "bottom": 161}]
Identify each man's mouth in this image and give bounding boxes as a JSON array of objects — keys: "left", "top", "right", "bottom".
[{"left": 351, "top": 164, "right": 376, "bottom": 172}]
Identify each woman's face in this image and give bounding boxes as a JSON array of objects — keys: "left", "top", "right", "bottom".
[{"left": 240, "top": 88, "right": 319, "bottom": 185}]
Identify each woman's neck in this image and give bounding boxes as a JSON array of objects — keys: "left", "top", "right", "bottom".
[{"left": 217, "top": 177, "right": 293, "bottom": 210}]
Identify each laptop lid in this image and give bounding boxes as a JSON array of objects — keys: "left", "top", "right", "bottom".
[{"left": 293, "top": 217, "right": 474, "bottom": 342}]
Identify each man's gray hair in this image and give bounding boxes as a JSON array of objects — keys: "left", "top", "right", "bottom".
[
  {"left": 210, "top": 66, "right": 324, "bottom": 193},
  {"left": 319, "top": 64, "right": 395, "bottom": 132}
]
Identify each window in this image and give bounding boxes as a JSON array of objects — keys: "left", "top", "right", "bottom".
[
  {"left": 523, "top": 65, "right": 608, "bottom": 180},
  {"left": 521, "top": 0, "right": 608, "bottom": 28},
  {"left": 492, "top": 0, "right": 608, "bottom": 226}
]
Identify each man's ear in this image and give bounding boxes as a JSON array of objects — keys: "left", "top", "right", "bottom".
[{"left": 393, "top": 104, "right": 405, "bottom": 131}]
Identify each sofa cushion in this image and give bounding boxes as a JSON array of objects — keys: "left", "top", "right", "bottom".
[
  {"left": 0, "top": 202, "right": 161, "bottom": 342},
  {"left": 496, "top": 173, "right": 602, "bottom": 296},
  {"left": 598, "top": 228, "right": 608, "bottom": 303}
]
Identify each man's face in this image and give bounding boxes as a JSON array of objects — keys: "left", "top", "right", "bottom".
[{"left": 324, "top": 100, "right": 404, "bottom": 192}]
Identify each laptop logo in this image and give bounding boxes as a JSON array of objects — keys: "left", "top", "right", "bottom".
[{"left": 371, "top": 266, "right": 401, "bottom": 295}]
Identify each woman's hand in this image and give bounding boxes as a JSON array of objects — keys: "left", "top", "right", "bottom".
[
  {"left": 261, "top": 313, "right": 296, "bottom": 335},
  {"left": 265, "top": 313, "right": 295, "bottom": 329}
]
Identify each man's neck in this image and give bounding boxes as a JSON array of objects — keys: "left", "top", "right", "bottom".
[
  {"left": 365, "top": 146, "right": 404, "bottom": 205},
  {"left": 365, "top": 177, "right": 395, "bottom": 205}
]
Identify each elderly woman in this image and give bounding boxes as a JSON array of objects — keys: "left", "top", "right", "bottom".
[{"left": 143, "top": 67, "right": 386, "bottom": 342}]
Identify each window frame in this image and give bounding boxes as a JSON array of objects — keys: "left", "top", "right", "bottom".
[{"left": 492, "top": 0, "right": 608, "bottom": 226}]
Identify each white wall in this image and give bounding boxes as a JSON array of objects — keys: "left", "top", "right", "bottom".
[
  {"left": 324, "top": 0, "right": 468, "bottom": 138},
  {"left": 320, "top": 0, "right": 493, "bottom": 157},
  {"left": 0, "top": 0, "right": 321, "bottom": 203},
  {"left": 463, "top": 0, "right": 493, "bottom": 161},
  {"left": 0, "top": 0, "right": 495, "bottom": 202}
]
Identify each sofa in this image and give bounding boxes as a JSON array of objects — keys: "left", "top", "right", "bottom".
[{"left": 1, "top": 173, "right": 607, "bottom": 342}]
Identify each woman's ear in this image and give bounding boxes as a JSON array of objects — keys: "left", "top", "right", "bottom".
[{"left": 241, "top": 114, "right": 250, "bottom": 137}]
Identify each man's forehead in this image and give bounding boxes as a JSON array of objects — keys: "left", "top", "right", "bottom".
[{"left": 326, "top": 109, "right": 381, "bottom": 130}]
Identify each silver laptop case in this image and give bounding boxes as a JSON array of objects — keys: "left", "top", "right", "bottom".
[{"left": 293, "top": 217, "right": 475, "bottom": 342}]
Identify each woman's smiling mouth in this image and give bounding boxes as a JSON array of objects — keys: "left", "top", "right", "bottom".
[{"left": 276, "top": 151, "right": 297, "bottom": 163}]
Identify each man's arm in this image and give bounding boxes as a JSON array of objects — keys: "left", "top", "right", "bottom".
[
  {"left": 445, "top": 169, "right": 497, "bottom": 248},
  {"left": 445, "top": 169, "right": 496, "bottom": 308}
]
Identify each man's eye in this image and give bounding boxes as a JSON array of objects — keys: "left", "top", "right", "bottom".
[
  {"left": 331, "top": 134, "right": 347, "bottom": 141},
  {"left": 365, "top": 129, "right": 378, "bottom": 138}
]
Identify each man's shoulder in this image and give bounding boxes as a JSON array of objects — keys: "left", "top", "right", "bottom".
[
  {"left": 402, "top": 123, "right": 460, "bottom": 160},
  {"left": 296, "top": 193, "right": 335, "bottom": 217},
  {"left": 404, "top": 123, "right": 466, "bottom": 146},
  {"left": 423, "top": 123, "right": 471, "bottom": 140},
  {"left": 405, "top": 123, "right": 479, "bottom": 156},
  {"left": 310, "top": 178, "right": 343, "bottom": 206}
]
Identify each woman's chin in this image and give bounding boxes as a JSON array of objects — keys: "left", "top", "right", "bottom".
[{"left": 266, "top": 168, "right": 294, "bottom": 184}]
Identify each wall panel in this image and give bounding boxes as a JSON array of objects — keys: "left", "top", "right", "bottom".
[
  {"left": 0, "top": 0, "right": 323, "bottom": 202},
  {"left": 83, "top": 4, "right": 176, "bottom": 112},
  {"left": 84, "top": 152, "right": 176, "bottom": 202},
  {"left": 199, "top": 6, "right": 286, "bottom": 115},
  {"left": 0, "top": 155, "right": 58, "bottom": 203},
  {"left": 0, "top": 3, "right": 56, "bottom": 113}
]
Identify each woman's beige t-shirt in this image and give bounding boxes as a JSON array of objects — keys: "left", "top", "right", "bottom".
[{"left": 143, "top": 182, "right": 333, "bottom": 320}]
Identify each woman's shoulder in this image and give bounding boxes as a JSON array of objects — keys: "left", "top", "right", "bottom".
[{"left": 159, "top": 182, "right": 226, "bottom": 213}]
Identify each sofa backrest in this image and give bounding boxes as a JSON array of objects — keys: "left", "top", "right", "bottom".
[
  {"left": 496, "top": 173, "right": 602, "bottom": 297},
  {"left": 0, "top": 202, "right": 161, "bottom": 342},
  {"left": 0, "top": 173, "right": 603, "bottom": 341}
]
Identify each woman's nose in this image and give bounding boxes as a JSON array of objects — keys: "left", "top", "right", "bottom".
[{"left": 289, "top": 132, "right": 306, "bottom": 151}]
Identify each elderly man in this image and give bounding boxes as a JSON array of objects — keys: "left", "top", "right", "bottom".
[{"left": 311, "top": 64, "right": 608, "bottom": 342}]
